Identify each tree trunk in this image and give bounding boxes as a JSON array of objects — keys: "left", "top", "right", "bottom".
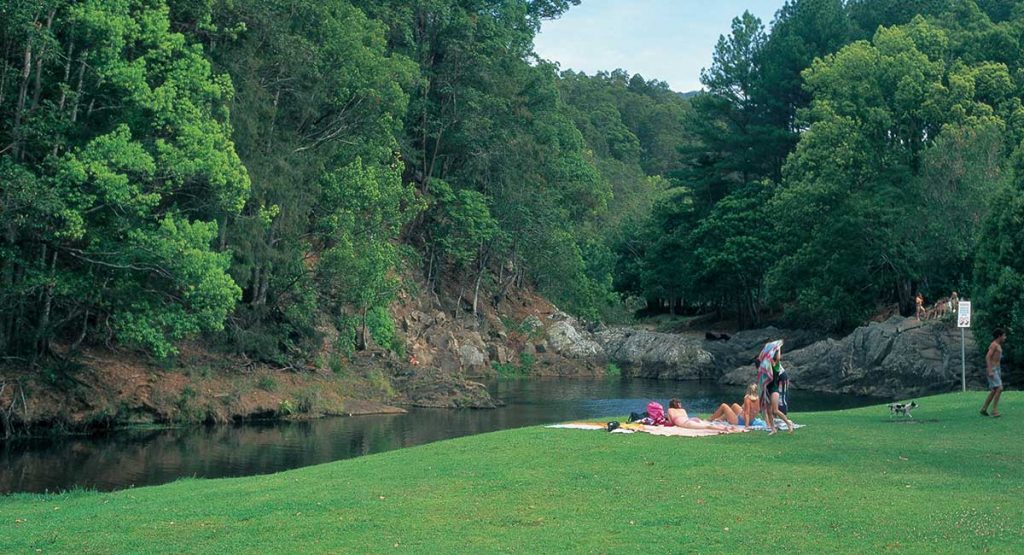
[
  {"left": 35, "top": 249, "right": 57, "bottom": 357},
  {"left": 357, "top": 307, "right": 368, "bottom": 351},
  {"left": 12, "top": 35, "right": 33, "bottom": 159},
  {"left": 30, "top": 10, "right": 55, "bottom": 111},
  {"left": 897, "top": 279, "right": 913, "bottom": 317},
  {"left": 70, "top": 53, "right": 87, "bottom": 123},
  {"left": 57, "top": 41, "right": 73, "bottom": 111},
  {"left": 72, "top": 309, "right": 89, "bottom": 350}
]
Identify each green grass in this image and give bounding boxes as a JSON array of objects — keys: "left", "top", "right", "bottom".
[{"left": 2, "top": 392, "right": 1022, "bottom": 553}]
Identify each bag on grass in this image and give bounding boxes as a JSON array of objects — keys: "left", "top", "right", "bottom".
[
  {"left": 628, "top": 411, "right": 648, "bottom": 423},
  {"left": 645, "top": 401, "right": 668, "bottom": 426}
]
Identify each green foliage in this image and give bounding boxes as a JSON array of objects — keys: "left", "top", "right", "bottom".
[
  {"left": 328, "top": 354, "right": 347, "bottom": 376},
  {"left": 973, "top": 166, "right": 1024, "bottom": 366},
  {"left": 605, "top": 362, "right": 622, "bottom": 377},
  {"left": 334, "top": 314, "right": 360, "bottom": 359},
  {"left": 277, "top": 399, "right": 295, "bottom": 416},
  {"left": 208, "top": 0, "right": 418, "bottom": 361},
  {"left": 257, "top": 376, "right": 277, "bottom": 392},
  {"left": 502, "top": 316, "right": 545, "bottom": 342},
  {"left": 492, "top": 351, "right": 536, "bottom": 377},
  {"left": 0, "top": 0, "right": 249, "bottom": 358},
  {"left": 631, "top": 2, "right": 1024, "bottom": 330},
  {"left": 365, "top": 306, "right": 395, "bottom": 352},
  {"left": 366, "top": 368, "right": 394, "bottom": 398}
]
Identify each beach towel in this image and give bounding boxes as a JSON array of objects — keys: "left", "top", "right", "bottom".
[
  {"left": 640, "top": 425, "right": 742, "bottom": 437},
  {"left": 720, "top": 419, "right": 803, "bottom": 432},
  {"left": 547, "top": 422, "right": 744, "bottom": 437},
  {"left": 757, "top": 340, "right": 784, "bottom": 407},
  {"left": 547, "top": 422, "right": 639, "bottom": 433}
]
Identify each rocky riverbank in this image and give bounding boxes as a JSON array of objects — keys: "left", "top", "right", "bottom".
[
  {"left": 545, "top": 314, "right": 988, "bottom": 399},
  {"left": 0, "top": 287, "right": 990, "bottom": 437}
]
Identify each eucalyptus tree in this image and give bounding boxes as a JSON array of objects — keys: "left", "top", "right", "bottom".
[
  {"left": 0, "top": 0, "right": 249, "bottom": 358},
  {"left": 198, "top": 0, "right": 419, "bottom": 357}
]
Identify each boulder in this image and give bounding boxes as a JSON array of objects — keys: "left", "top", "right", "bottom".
[
  {"left": 546, "top": 320, "right": 605, "bottom": 360},
  {"left": 594, "top": 328, "right": 715, "bottom": 379},
  {"left": 487, "top": 344, "right": 512, "bottom": 364},
  {"left": 459, "top": 344, "right": 487, "bottom": 369}
]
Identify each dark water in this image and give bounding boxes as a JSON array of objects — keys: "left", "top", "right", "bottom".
[{"left": 0, "top": 378, "right": 883, "bottom": 494}]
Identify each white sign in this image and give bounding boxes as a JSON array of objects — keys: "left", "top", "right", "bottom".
[{"left": 957, "top": 301, "right": 972, "bottom": 328}]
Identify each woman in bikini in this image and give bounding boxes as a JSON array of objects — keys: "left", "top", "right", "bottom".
[
  {"left": 667, "top": 399, "right": 735, "bottom": 432},
  {"left": 765, "top": 350, "right": 796, "bottom": 435},
  {"left": 709, "top": 383, "right": 761, "bottom": 428}
]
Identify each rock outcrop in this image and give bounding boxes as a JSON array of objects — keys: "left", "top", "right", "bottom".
[
  {"left": 594, "top": 328, "right": 714, "bottom": 379},
  {"left": 702, "top": 326, "right": 823, "bottom": 373},
  {"left": 546, "top": 318, "right": 605, "bottom": 360},
  {"left": 391, "top": 285, "right": 607, "bottom": 407},
  {"left": 720, "top": 317, "right": 983, "bottom": 397}
]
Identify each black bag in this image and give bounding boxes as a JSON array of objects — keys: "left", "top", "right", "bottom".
[{"left": 628, "top": 411, "right": 647, "bottom": 423}]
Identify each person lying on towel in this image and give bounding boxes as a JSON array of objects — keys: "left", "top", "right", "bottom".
[{"left": 667, "top": 399, "right": 736, "bottom": 432}]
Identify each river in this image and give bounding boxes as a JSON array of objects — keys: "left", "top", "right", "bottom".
[{"left": 0, "top": 377, "right": 884, "bottom": 494}]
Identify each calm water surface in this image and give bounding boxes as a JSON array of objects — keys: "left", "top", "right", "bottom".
[{"left": 0, "top": 377, "right": 884, "bottom": 493}]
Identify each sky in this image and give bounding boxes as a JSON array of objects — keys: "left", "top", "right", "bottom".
[{"left": 534, "top": 0, "right": 787, "bottom": 93}]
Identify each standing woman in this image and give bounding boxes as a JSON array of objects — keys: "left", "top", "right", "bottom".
[
  {"left": 766, "top": 349, "right": 796, "bottom": 435},
  {"left": 757, "top": 340, "right": 796, "bottom": 435}
]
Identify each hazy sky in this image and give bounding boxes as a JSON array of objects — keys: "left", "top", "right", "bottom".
[{"left": 534, "top": 0, "right": 787, "bottom": 92}]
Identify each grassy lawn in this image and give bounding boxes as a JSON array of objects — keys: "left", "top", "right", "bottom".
[{"left": 2, "top": 392, "right": 1022, "bottom": 553}]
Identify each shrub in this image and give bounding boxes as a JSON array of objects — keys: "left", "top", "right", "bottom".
[
  {"left": 328, "top": 354, "right": 346, "bottom": 375},
  {"left": 366, "top": 306, "right": 395, "bottom": 351},
  {"left": 257, "top": 376, "right": 277, "bottom": 391},
  {"left": 367, "top": 368, "right": 394, "bottom": 398}
]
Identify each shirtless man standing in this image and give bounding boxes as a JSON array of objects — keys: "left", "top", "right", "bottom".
[{"left": 980, "top": 328, "right": 1006, "bottom": 418}]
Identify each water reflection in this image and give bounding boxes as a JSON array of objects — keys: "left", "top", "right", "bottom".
[{"left": 0, "top": 377, "right": 882, "bottom": 493}]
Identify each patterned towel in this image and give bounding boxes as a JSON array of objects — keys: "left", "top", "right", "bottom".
[{"left": 546, "top": 422, "right": 744, "bottom": 437}]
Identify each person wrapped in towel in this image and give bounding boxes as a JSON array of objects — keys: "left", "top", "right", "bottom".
[{"left": 756, "top": 340, "right": 796, "bottom": 435}]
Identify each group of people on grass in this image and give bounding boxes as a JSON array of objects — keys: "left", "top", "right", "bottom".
[
  {"left": 660, "top": 327, "right": 1010, "bottom": 432},
  {"left": 665, "top": 340, "right": 795, "bottom": 435}
]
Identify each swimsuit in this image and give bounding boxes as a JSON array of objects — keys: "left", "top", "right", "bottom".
[
  {"left": 988, "top": 367, "right": 1002, "bottom": 389},
  {"left": 988, "top": 350, "right": 1003, "bottom": 390}
]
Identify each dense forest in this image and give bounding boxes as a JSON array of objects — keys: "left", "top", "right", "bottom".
[{"left": 3, "top": 0, "right": 1024, "bottom": 371}]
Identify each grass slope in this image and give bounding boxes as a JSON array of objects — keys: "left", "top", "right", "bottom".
[{"left": 2, "top": 392, "right": 1022, "bottom": 553}]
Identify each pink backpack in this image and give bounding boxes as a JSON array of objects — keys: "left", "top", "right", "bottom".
[{"left": 646, "top": 401, "right": 668, "bottom": 426}]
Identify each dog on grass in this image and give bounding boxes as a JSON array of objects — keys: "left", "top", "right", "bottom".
[{"left": 888, "top": 401, "right": 918, "bottom": 418}]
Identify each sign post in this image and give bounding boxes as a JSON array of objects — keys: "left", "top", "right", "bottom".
[{"left": 958, "top": 301, "right": 972, "bottom": 392}]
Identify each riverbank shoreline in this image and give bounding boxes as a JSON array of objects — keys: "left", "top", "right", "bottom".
[{"left": 3, "top": 392, "right": 1020, "bottom": 552}]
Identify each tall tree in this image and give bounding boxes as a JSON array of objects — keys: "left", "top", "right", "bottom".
[
  {"left": 0, "top": 0, "right": 249, "bottom": 358},
  {"left": 678, "top": 11, "right": 767, "bottom": 208},
  {"left": 204, "top": 0, "right": 418, "bottom": 359}
]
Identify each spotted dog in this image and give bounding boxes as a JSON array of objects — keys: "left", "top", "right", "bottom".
[{"left": 888, "top": 401, "right": 918, "bottom": 418}]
